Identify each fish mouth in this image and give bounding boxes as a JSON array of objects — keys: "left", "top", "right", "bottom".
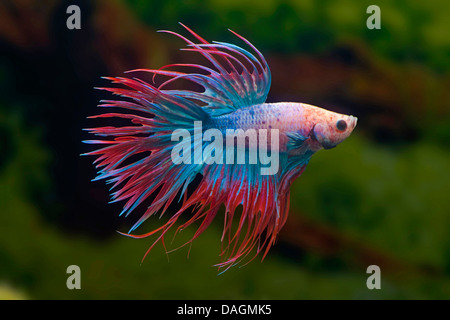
[{"left": 349, "top": 115, "right": 358, "bottom": 129}]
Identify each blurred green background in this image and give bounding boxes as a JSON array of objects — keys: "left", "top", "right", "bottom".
[{"left": 0, "top": 0, "right": 449, "bottom": 299}]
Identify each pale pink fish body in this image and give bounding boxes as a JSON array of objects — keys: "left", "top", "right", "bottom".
[{"left": 211, "top": 102, "right": 357, "bottom": 153}]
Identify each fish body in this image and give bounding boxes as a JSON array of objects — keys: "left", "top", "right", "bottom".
[
  {"left": 84, "top": 24, "right": 357, "bottom": 270},
  {"left": 211, "top": 102, "right": 357, "bottom": 153}
]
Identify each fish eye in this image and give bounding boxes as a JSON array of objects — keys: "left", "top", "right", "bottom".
[{"left": 336, "top": 120, "right": 347, "bottom": 131}]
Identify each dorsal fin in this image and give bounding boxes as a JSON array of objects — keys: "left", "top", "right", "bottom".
[{"left": 126, "top": 23, "right": 271, "bottom": 117}]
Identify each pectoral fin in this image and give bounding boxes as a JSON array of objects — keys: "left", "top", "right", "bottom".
[{"left": 287, "top": 132, "right": 308, "bottom": 150}]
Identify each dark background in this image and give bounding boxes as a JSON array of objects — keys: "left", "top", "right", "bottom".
[{"left": 0, "top": 0, "right": 449, "bottom": 299}]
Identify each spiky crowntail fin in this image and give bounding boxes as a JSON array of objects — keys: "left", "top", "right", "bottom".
[{"left": 84, "top": 24, "right": 304, "bottom": 270}]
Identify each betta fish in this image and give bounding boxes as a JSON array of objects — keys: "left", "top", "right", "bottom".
[{"left": 84, "top": 23, "right": 357, "bottom": 271}]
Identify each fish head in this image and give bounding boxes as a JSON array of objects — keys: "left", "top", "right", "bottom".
[{"left": 310, "top": 109, "right": 357, "bottom": 150}]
